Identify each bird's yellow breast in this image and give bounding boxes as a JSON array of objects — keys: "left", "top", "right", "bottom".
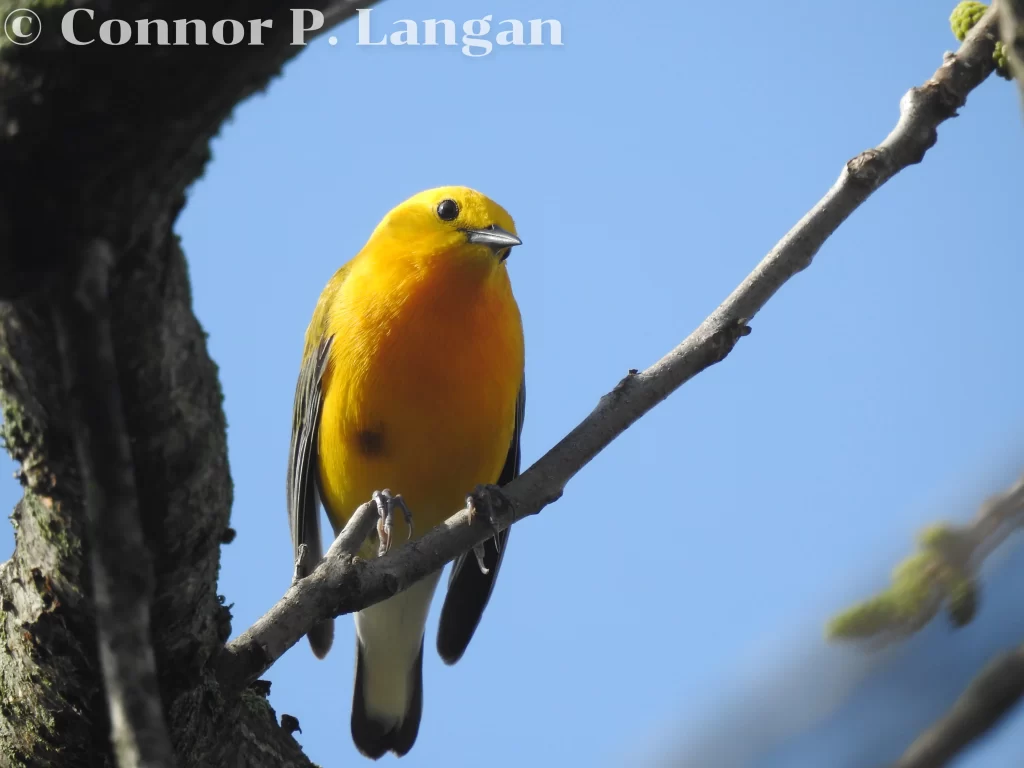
[{"left": 316, "top": 248, "right": 524, "bottom": 554}]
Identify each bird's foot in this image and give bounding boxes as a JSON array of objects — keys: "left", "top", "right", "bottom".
[
  {"left": 466, "top": 484, "right": 511, "bottom": 575},
  {"left": 372, "top": 489, "right": 413, "bottom": 556},
  {"left": 466, "top": 484, "right": 509, "bottom": 529}
]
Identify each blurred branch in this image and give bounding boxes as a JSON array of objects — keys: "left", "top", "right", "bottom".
[
  {"left": 829, "top": 473, "right": 1024, "bottom": 641},
  {"left": 50, "top": 241, "right": 174, "bottom": 767},
  {"left": 891, "top": 644, "right": 1024, "bottom": 768},
  {"left": 215, "top": 7, "right": 1002, "bottom": 694}
]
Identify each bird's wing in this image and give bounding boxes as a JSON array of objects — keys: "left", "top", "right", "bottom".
[
  {"left": 436, "top": 377, "right": 525, "bottom": 665},
  {"left": 287, "top": 333, "right": 333, "bottom": 578},
  {"left": 287, "top": 266, "right": 350, "bottom": 659}
]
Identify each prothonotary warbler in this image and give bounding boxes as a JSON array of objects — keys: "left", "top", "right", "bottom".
[{"left": 287, "top": 186, "right": 525, "bottom": 759}]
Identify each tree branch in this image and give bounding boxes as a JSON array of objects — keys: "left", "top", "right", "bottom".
[
  {"left": 891, "top": 644, "right": 1024, "bottom": 768},
  {"left": 50, "top": 241, "right": 174, "bottom": 767},
  {"left": 213, "top": 6, "right": 1003, "bottom": 695}
]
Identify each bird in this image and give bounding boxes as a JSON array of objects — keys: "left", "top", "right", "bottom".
[{"left": 286, "top": 186, "right": 526, "bottom": 759}]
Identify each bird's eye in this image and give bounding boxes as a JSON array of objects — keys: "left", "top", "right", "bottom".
[{"left": 436, "top": 199, "right": 460, "bottom": 222}]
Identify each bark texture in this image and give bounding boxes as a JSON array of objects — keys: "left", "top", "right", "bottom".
[
  {"left": 0, "top": 1, "right": 366, "bottom": 764},
  {"left": 0, "top": 235, "right": 316, "bottom": 766}
]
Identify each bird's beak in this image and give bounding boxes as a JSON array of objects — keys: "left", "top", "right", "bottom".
[{"left": 463, "top": 224, "right": 522, "bottom": 258}]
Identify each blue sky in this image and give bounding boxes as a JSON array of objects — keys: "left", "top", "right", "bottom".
[{"left": 3, "top": 1, "right": 1024, "bottom": 765}]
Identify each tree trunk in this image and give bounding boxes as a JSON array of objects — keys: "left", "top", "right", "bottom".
[{"left": 0, "top": 1, "right": 362, "bottom": 764}]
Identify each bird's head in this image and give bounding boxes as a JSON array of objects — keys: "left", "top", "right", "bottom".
[{"left": 366, "top": 186, "right": 522, "bottom": 272}]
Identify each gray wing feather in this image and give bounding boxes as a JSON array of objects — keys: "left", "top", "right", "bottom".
[{"left": 286, "top": 335, "right": 334, "bottom": 658}]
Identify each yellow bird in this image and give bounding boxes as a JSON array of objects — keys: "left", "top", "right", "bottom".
[{"left": 286, "top": 186, "right": 526, "bottom": 759}]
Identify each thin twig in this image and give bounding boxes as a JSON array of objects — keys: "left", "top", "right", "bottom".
[
  {"left": 890, "top": 645, "right": 1024, "bottom": 768},
  {"left": 51, "top": 241, "right": 175, "bottom": 768},
  {"left": 292, "top": 503, "right": 376, "bottom": 585},
  {"left": 329, "top": 501, "right": 379, "bottom": 558},
  {"left": 214, "top": 7, "right": 1002, "bottom": 696}
]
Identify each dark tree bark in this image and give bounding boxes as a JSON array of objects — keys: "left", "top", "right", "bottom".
[
  {"left": 0, "top": 235, "right": 318, "bottom": 766},
  {"left": 0, "top": 1, "right": 372, "bottom": 765}
]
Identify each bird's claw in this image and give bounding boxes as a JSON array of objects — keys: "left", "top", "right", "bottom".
[
  {"left": 472, "top": 543, "right": 489, "bottom": 575},
  {"left": 466, "top": 484, "right": 510, "bottom": 575},
  {"left": 373, "top": 489, "right": 413, "bottom": 556}
]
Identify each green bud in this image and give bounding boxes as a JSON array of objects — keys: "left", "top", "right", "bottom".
[
  {"left": 918, "top": 523, "right": 955, "bottom": 550},
  {"left": 950, "top": 1, "right": 989, "bottom": 42},
  {"left": 994, "top": 41, "right": 1013, "bottom": 80},
  {"left": 826, "top": 553, "right": 941, "bottom": 640},
  {"left": 946, "top": 574, "right": 979, "bottom": 627},
  {"left": 827, "top": 597, "right": 901, "bottom": 639}
]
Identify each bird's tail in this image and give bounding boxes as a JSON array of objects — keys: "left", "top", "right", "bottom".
[
  {"left": 350, "top": 572, "right": 441, "bottom": 759},
  {"left": 308, "top": 618, "right": 334, "bottom": 659}
]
